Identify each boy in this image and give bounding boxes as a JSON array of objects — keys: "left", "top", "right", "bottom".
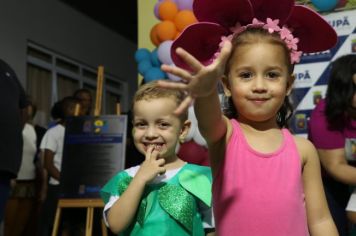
[{"left": 100, "top": 81, "right": 215, "bottom": 235}]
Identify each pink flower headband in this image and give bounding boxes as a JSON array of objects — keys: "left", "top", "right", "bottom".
[
  {"left": 170, "top": 0, "right": 337, "bottom": 71},
  {"left": 216, "top": 18, "right": 303, "bottom": 64}
]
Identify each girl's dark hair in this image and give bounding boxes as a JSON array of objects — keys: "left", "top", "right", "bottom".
[
  {"left": 325, "top": 54, "right": 356, "bottom": 128},
  {"left": 223, "top": 28, "right": 294, "bottom": 128},
  {"left": 73, "top": 88, "right": 92, "bottom": 98},
  {"left": 51, "top": 96, "right": 78, "bottom": 120},
  {"left": 50, "top": 100, "right": 63, "bottom": 120}
]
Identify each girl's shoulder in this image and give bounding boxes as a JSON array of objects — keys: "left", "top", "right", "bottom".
[{"left": 292, "top": 135, "right": 318, "bottom": 165}]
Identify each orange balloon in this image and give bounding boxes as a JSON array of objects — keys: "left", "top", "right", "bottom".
[
  {"left": 174, "top": 10, "right": 197, "bottom": 32},
  {"left": 174, "top": 31, "right": 181, "bottom": 39},
  {"left": 156, "top": 20, "right": 177, "bottom": 41},
  {"left": 150, "top": 24, "right": 161, "bottom": 46},
  {"left": 158, "top": 0, "right": 179, "bottom": 21}
]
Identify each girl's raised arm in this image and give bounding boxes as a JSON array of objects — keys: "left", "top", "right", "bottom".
[{"left": 158, "top": 41, "right": 232, "bottom": 145}]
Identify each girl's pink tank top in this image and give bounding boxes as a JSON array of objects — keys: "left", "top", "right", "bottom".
[{"left": 212, "top": 119, "right": 309, "bottom": 235}]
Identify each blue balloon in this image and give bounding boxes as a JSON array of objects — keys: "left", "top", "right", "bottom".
[
  {"left": 144, "top": 67, "right": 166, "bottom": 82},
  {"left": 135, "top": 48, "right": 151, "bottom": 63},
  {"left": 138, "top": 60, "right": 152, "bottom": 76},
  {"left": 311, "top": 0, "right": 338, "bottom": 11},
  {"left": 151, "top": 49, "right": 161, "bottom": 67}
]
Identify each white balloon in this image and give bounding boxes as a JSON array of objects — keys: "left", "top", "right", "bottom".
[
  {"left": 167, "top": 63, "right": 182, "bottom": 81},
  {"left": 157, "top": 40, "right": 174, "bottom": 65},
  {"left": 193, "top": 131, "right": 208, "bottom": 147},
  {"left": 187, "top": 106, "right": 208, "bottom": 147}
]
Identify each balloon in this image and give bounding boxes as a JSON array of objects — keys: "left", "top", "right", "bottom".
[
  {"left": 154, "top": 2, "right": 161, "bottom": 20},
  {"left": 156, "top": 20, "right": 177, "bottom": 41},
  {"left": 157, "top": 40, "right": 174, "bottom": 65},
  {"left": 174, "top": 31, "right": 181, "bottom": 39},
  {"left": 174, "top": 10, "right": 197, "bottom": 32},
  {"left": 178, "top": 140, "right": 210, "bottom": 166},
  {"left": 167, "top": 72, "right": 182, "bottom": 81},
  {"left": 176, "top": 0, "right": 193, "bottom": 10},
  {"left": 144, "top": 67, "right": 166, "bottom": 82},
  {"left": 193, "top": 132, "right": 207, "bottom": 147},
  {"left": 137, "top": 60, "right": 152, "bottom": 76},
  {"left": 150, "top": 24, "right": 161, "bottom": 46},
  {"left": 167, "top": 63, "right": 182, "bottom": 81},
  {"left": 158, "top": 0, "right": 179, "bottom": 21},
  {"left": 311, "top": 0, "right": 339, "bottom": 11},
  {"left": 134, "top": 48, "right": 151, "bottom": 63},
  {"left": 150, "top": 49, "right": 161, "bottom": 67}
]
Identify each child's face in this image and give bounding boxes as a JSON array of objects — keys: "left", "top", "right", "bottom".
[
  {"left": 132, "top": 97, "right": 189, "bottom": 161},
  {"left": 225, "top": 42, "right": 293, "bottom": 124}
]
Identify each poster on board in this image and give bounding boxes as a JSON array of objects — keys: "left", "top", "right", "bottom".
[{"left": 59, "top": 115, "right": 127, "bottom": 198}]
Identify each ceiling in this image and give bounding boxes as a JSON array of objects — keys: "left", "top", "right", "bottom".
[{"left": 60, "top": 0, "right": 137, "bottom": 43}]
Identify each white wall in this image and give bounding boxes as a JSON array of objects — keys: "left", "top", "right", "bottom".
[{"left": 0, "top": 0, "right": 137, "bottom": 111}]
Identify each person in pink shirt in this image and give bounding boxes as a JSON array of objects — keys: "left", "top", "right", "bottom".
[
  {"left": 158, "top": 0, "right": 339, "bottom": 235},
  {"left": 309, "top": 54, "right": 356, "bottom": 236}
]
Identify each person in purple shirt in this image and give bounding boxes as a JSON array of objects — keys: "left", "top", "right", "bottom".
[{"left": 308, "top": 54, "right": 356, "bottom": 236}]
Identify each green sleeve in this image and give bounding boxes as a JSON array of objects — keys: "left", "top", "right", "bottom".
[{"left": 100, "top": 171, "right": 132, "bottom": 204}]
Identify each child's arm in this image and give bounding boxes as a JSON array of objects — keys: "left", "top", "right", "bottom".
[
  {"left": 297, "top": 137, "right": 339, "bottom": 236},
  {"left": 159, "top": 42, "right": 232, "bottom": 167},
  {"left": 317, "top": 148, "right": 356, "bottom": 185},
  {"left": 106, "top": 146, "right": 165, "bottom": 234},
  {"left": 43, "top": 149, "right": 60, "bottom": 180}
]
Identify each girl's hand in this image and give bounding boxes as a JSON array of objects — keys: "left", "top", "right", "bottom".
[
  {"left": 158, "top": 40, "right": 232, "bottom": 114},
  {"left": 135, "top": 145, "right": 166, "bottom": 184}
]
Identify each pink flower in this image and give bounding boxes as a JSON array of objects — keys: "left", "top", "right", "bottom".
[
  {"left": 286, "top": 37, "right": 299, "bottom": 50},
  {"left": 280, "top": 27, "right": 292, "bottom": 40},
  {"left": 291, "top": 51, "right": 302, "bottom": 64},
  {"left": 263, "top": 18, "right": 280, "bottom": 33}
]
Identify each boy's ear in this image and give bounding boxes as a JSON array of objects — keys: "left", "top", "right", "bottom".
[
  {"left": 221, "top": 76, "right": 231, "bottom": 97},
  {"left": 179, "top": 120, "right": 191, "bottom": 143},
  {"left": 286, "top": 74, "right": 295, "bottom": 96}
]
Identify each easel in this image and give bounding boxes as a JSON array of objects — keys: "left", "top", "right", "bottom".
[
  {"left": 52, "top": 66, "right": 108, "bottom": 236},
  {"left": 52, "top": 199, "right": 107, "bottom": 236}
]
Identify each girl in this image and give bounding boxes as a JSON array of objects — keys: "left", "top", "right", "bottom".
[
  {"left": 100, "top": 81, "right": 215, "bottom": 235},
  {"left": 158, "top": 0, "right": 339, "bottom": 235}
]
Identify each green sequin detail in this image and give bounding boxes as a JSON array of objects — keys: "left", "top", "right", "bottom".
[
  {"left": 137, "top": 198, "right": 147, "bottom": 226},
  {"left": 117, "top": 175, "right": 133, "bottom": 195},
  {"left": 158, "top": 184, "right": 195, "bottom": 232}
]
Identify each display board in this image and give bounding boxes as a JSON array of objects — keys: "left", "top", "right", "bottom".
[
  {"left": 290, "top": 9, "right": 356, "bottom": 137},
  {"left": 59, "top": 115, "right": 127, "bottom": 198}
]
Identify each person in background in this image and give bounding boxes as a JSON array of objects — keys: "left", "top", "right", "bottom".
[
  {"left": 73, "top": 88, "right": 93, "bottom": 116},
  {"left": 38, "top": 96, "right": 79, "bottom": 236},
  {"left": 4, "top": 102, "right": 39, "bottom": 236},
  {"left": 100, "top": 81, "right": 215, "bottom": 235},
  {"left": 0, "top": 59, "right": 28, "bottom": 228},
  {"left": 309, "top": 54, "right": 356, "bottom": 235}
]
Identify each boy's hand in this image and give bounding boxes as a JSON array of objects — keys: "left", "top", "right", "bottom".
[
  {"left": 135, "top": 145, "right": 166, "bottom": 184},
  {"left": 158, "top": 40, "right": 232, "bottom": 115}
]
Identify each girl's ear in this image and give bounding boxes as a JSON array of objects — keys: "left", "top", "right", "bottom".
[
  {"left": 222, "top": 75, "right": 232, "bottom": 97},
  {"left": 179, "top": 120, "right": 191, "bottom": 143},
  {"left": 286, "top": 74, "right": 295, "bottom": 96}
]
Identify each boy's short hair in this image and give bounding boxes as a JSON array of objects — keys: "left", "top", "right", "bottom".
[{"left": 132, "top": 80, "right": 188, "bottom": 122}]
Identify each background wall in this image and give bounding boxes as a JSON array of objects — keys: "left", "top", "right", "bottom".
[
  {"left": 0, "top": 0, "right": 137, "bottom": 111},
  {"left": 291, "top": 8, "right": 356, "bottom": 136}
]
